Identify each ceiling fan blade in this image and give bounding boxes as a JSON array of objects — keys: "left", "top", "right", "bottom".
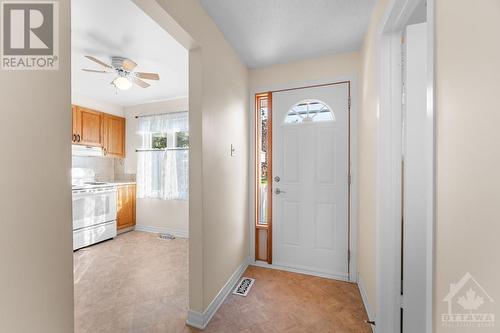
[
  {"left": 84, "top": 55, "right": 112, "bottom": 69},
  {"left": 135, "top": 72, "right": 160, "bottom": 80},
  {"left": 82, "top": 69, "right": 110, "bottom": 73},
  {"left": 122, "top": 58, "right": 137, "bottom": 71},
  {"left": 132, "top": 77, "right": 150, "bottom": 88}
]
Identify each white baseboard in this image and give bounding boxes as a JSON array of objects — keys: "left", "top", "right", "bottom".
[
  {"left": 357, "top": 273, "right": 375, "bottom": 333},
  {"left": 134, "top": 224, "right": 189, "bottom": 238},
  {"left": 186, "top": 256, "right": 250, "bottom": 330}
]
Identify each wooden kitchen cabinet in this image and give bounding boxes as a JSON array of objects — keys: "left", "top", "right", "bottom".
[
  {"left": 103, "top": 114, "right": 126, "bottom": 158},
  {"left": 72, "top": 106, "right": 103, "bottom": 147},
  {"left": 71, "top": 105, "right": 79, "bottom": 143},
  {"left": 71, "top": 105, "right": 126, "bottom": 158},
  {"left": 117, "top": 184, "right": 136, "bottom": 230}
]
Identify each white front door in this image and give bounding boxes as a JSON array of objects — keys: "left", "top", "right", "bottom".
[{"left": 272, "top": 83, "right": 349, "bottom": 279}]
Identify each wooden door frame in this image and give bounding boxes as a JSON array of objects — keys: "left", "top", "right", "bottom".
[
  {"left": 254, "top": 92, "right": 273, "bottom": 264},
  {"left": 249, "top": 75, "right": 358, "bottom": 283},
  {"left": 376, "top": 0, "right": 435, "bottom": 332}
]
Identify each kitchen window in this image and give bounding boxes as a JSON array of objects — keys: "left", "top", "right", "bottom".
[{"left": 136, "top": 112, "right": 189, "bottom": 200}]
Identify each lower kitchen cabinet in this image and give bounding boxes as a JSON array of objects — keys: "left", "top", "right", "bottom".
[{"left": 117, "top": 184, "right": 136, "bottom": 230}]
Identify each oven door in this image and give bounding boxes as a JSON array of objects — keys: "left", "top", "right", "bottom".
[{"left": 72, "top": 187, "right": 117, "bottom": 230}]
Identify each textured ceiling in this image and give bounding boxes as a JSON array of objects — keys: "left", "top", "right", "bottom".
[
  {"left": 200, "top": 0, "right": 377, "bottom": 68},
  {"left": 72, "top": 0, "right": 188, "bottom": 106}
]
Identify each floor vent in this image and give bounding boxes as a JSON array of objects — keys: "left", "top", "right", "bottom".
[
  {"left": 233, "top": 277, "right": 255, "bottom": 297},
  {"left": 159, "top": 233, "right": 175, "bottom": 240}
]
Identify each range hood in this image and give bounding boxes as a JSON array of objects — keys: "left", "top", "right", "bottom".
[{"left": 72, "top": 145, "right": 103, "bottom": 157}]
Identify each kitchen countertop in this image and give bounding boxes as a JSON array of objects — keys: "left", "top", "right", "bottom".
[
  {"left": 72, "top": 180, "right": 136, "bottom": 191},
  {"left": 107, "top": 181, "right": 136, "bottom": 186}
]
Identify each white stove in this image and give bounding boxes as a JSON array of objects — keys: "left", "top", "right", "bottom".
[
  {"left": 72, "top": 181, "right": 114, "bottom": 191},
  {"left": 72, "top": 179, "right": 117, "bottom": 250}
]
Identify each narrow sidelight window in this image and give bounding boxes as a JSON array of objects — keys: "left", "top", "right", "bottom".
[{"left": 255, "top": 93, "right": 272, "bottom": 263}]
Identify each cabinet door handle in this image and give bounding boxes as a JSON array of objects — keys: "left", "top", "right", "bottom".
[
  {"left": 77, "top": 134, "right": 81, "bottom": 142},
  {"left": 72, "top": 134, "right": 76, "bottom": 142}
]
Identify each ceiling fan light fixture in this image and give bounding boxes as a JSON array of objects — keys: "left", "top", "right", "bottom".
[
  {"left": 83, "top": 55, "right": 159, "bottom": 90},
  {"left": 113, "top": 76, "right": 132, "bottom": 90}
]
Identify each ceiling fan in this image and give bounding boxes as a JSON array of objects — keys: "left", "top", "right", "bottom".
[{"left": 82, "top": 55, "right": 160, "bottom": 90}]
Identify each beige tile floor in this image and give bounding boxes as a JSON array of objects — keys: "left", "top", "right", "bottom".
[
  {"left": 203, "top": 266, "right": 372, "bottom": 333},
  {"left": 74, "top": 231, "right": 371, "bottom": 333},
  {"left": 74, "top": 231, "right": 188, "bottom": 333}
]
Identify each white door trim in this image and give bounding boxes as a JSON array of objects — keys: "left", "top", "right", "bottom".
[
  {"left": 376, "top": 1, "right": 435, "bottom": 332},
  {"left": 377, "top": 30, "right": 403, "bottom": 333},
  {"left": 248, "top": 75, "right": 358, "bottom": 283}
]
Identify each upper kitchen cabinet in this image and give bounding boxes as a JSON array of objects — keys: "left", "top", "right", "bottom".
[
  {"left": 71, "top": 105, "right": 126, "bottom": 158},
  {"left": 103, "top": 114, "right": 126, "bottom": 158},
  {"left": 72, "top": 106, "right": 103, "bottom": 147},
  {"left": 71, "top": 105, "right": 79, "bottom": 143}
]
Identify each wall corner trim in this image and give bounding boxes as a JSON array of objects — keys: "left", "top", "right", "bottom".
[
  {"left": 358, "top": 273, "right": 375, "bottom": 333},
  {"left": 134, "top": 225, "right": 189, "bottom": 238},
  {"left": 186, "top": 256, "right": 251, "bottom": 330}
]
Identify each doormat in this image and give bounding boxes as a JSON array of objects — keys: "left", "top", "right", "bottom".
[{"left": 233, "top": 277, "right": 255, "bottom": 297}]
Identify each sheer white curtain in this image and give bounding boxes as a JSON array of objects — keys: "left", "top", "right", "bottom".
[{"left": 136, "top": 112, "right": 188, "bottom": 200}]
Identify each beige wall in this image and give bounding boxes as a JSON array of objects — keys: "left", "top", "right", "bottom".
[
  {"left": 358, "top": 0, "right": 500, "bottom": 330},
  {"left": 249, "top": 51, "right": 360, "bottom": 276},
  {"left": 124, "top": 98, "right": 189, "bottom": 234},
  {"left": 133, "top": 0, "right": 249, "bottom": 313},
  {"left": 357, "top": 0, "right": 390, "bottom": 317},
  {"left": 0, "top": 1, "right": 74, "bottom": 332},
  {"left": 248, "top": 33, "right": 366, "bottom": 320},
  {"left": 135, "top": 199, "right": 188, "bottom": 232},
  {"left": 250, "top": 52, "right": 360, "bottom": 90},
  {"left": 435, "top": 1, "right": 500, "bottom": 331}
]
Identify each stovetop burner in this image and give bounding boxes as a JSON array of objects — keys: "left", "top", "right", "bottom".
[{"left": 72, "top": 181, "right": 115, "bottom": 191}]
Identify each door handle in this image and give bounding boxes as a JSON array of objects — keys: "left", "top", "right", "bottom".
[{"left": 275, "top": 188, "right": 286, "bottom": 195}]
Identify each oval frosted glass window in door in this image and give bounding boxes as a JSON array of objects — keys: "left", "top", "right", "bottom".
[{"left": 284, "top": 99, "right": 335, "bottom": 124}]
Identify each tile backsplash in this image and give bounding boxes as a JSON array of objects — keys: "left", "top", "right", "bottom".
[
  {"left": 72, "top": 156, "right": 116, "bottom": 181},
  {"left": 72, "top": 155, "right": 136, "bottom": 183},
  {"left": 114, "top": 158, "right": 136, "bottom": 182}
]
